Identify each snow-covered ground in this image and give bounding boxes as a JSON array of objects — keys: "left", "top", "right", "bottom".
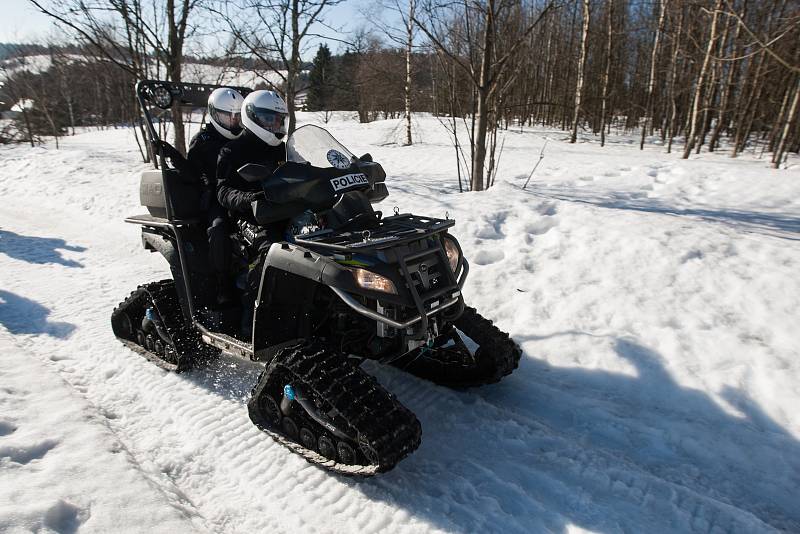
[{"left": 1, "top": 114, "right": 799, "bottom": 533}]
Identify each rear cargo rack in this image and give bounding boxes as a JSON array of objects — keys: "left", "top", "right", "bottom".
[{"left": 293, "top": 213, "right": 455, "bottom": 251}]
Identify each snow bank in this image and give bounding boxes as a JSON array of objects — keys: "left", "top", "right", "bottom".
[{"left": 1, "top": 115, "right": 799, "bottom": 533}]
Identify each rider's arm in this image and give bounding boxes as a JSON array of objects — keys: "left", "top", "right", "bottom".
[
  {"left": 187, "top": 132, "right": 213, "bottom": 186},
  {"left": 216, "top": 147, "right": 262, "bottom": 215}
]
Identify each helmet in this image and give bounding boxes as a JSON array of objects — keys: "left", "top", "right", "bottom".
[
  {"left": 241, "top": 90, "right": 288, "bottom": 146},
  {"left": 208, "top": 87, "right": 243, "bottom": 140}
]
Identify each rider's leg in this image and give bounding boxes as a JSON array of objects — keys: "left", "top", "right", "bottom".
[{"left": 207, "top": 203, "right": 234, "bottom": 304}]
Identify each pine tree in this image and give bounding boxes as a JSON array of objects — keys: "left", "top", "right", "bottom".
[
  {"left": 331, "top": 50, "right": 360, "bottom": 113},
  {"left": 306, "top": 44, "right": 333, "bottom": 111}
]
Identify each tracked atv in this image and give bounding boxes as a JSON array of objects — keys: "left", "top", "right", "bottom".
[{"left": 112, "top": 80, "right": 521, "bottom": 475}]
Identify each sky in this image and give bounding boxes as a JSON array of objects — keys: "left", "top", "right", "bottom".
[
  {"left": 0, "top": 0, "right": 383, "bottom": 59},
  {"left": 0, "top": 0, "right": 54, "bottom": 43}
]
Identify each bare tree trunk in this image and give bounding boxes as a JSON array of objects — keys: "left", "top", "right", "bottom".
[
  {"left": 429, "top": 53, "right": 438, "bottom": 117},
  {"left": 696, "top": 65, "right": 718, "bottom": 153},
  {"left": 773, "top": 75, "right": 799, "bottom": 168},
  {"left": 708, "top": 4, "right": 743, "bottom": 152},
  {"left": 469, "top": 86, "right": 476, "bottom": 173},
  {"left": 766, "top": 81, "right": 791, "bottom": 153},
  {"left": 404, "top": 0, "right": 415, "bottom": 145},
  {"left": 166, "top": 0, "right": 186, "bottom": 155},
  {"left": 734, "top": 51, "right": 767, "bottom": 156},
  {"left": 729, "top": 0, "right": 789, "bottom": 158},
  {"left": 133, "top": 118, "right": 148, "bottom": 163},
  {"left": 21, "top": 108, "right": 35, "bottom": 147},
  {"left": 287, "top": 0, "right": 301, "bottom": 136},
  {"left": 564, "top": 3, "right": 578, "bottom": 131},
  {"left": 666, "top": 2, "right": 683, "bottom": 154},
  {"left": 641, "top": 0, "right": 666, "bottom": 150},
  {"left": 542, "top": 19, "right": 555, "bottom": 125},
  {"left": 600, "top": 0, "right": 613, "bottom": 147},
  {"left": 471, "top": 0, "right": 495, "bottom": 192},
  {"left": 486, "top": 114, "right": 497, "bottom": 190},
  {"left": 683, "top": 0, "right": 721, "bottom": 159},
  {"left": 472, "top": 90, "right": 489, "bottom": 192},
  {"left": 696, "top": 11, "right": 730, "bottom": 154},
  {"left": 570, "top": 0, "right": 590, "bottom": 143},
  {"left": 450, "top": 67, "right": 463, "bottom": 192}
]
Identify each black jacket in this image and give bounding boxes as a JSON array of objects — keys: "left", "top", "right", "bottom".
[
  {"left": 216, "top": 131, "right": 286, "bottom": 221},
  {"left": 187, "top": 123, "right": 227, "bottom": 186}
]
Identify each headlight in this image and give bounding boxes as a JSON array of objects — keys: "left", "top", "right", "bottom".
[
  {"left": 443, "top": 236, "right": 461, "bottom": 273},
  {"left": 352, "top": 268, "right": 397, "bottom": 294}
]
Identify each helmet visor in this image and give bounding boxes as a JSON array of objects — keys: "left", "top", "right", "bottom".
[
  {"left": 247, "top": 104, "right": 286, "bottom": 135},
  {"left": 210, "top": 105, "right": 242, "bottom": 134}
]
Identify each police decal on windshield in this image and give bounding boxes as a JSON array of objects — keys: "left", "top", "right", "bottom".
[{"left": 330, "top": 173, "right": 369, "bottom": 192}]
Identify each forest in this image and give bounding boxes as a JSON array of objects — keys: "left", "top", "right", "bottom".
[{"left": 1, "top": 0, "right": 798, "bottom": 190}]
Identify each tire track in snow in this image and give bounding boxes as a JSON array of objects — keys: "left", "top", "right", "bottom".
[{"left": 370, "top": 365, "right": 780, "bottom": 533}]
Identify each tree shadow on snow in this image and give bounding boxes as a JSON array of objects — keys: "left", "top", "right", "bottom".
[
  {"left": 351, "top": 336, "right": 800, "bottom": 533},
  {"left": 515, "top": 184, "right": 800, "bottom": 241},
  {"left": 0, "top": 290, "right": 76, "bottom": 338},
  {"left": 0, "top": 229, "right": 86, "bottom": 267}
]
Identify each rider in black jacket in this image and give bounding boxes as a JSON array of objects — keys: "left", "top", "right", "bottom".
[
  {"left": 216, "top": 89, "right": 288, "bottom": 244},
  {"left": 186, "top": 87, "right": 244, "bottom": 303},
  {"left": 215, "top": 89, "right": 289, "bottom": 335},
  {"left": 216, "top": 132, "right": 286, "bottom": 227}
]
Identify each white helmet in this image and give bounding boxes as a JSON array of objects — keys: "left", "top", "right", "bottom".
[
  {"left": 208, "top": 87, "right": 244, "bottom": 140},
  {"left": 241, "top": 90, "right": 288, "bottom": 146}
]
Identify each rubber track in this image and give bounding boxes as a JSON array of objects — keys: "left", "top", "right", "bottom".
[
  {"left": 248, "top": 342, "right": 422, "bottom": 476},
  {"left": 393, "top": 306, "right": 522, "bottom": 388},
  {"left": 111, "top": 280, "right": 207, "bottom": 372}
]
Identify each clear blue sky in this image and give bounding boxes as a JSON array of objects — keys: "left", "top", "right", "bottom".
[{"left": 0, "top": 0, "right": 377, "bottom": 59}]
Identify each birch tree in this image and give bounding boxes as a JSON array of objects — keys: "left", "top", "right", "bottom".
[
  {"left": 404, "top": 0, "right": 415, "bottom": 145},
  {"left": 599, "top": 0, "right": 613, "bottom": 147},
  {"left": 640, "top": 0, "right": 666, "bottom": 150},
  {"left": 570, "top": 0, "right": 589, "bottom": 144},
  {"left": 683, "top": 0, "right": 722, "bottom": 158}
]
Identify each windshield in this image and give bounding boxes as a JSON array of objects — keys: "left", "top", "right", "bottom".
[{"left": 286, "top": 125, "right": 355, "bottom": 169}]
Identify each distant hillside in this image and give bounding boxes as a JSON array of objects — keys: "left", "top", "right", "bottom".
[
  {"left": 0, "top": 52, "right": 300, "bottom": 88},
  {"left": 0, "top": 43, "right": 51, "bottom": 60}
]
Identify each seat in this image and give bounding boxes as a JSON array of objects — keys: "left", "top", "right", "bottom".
[{"left": 140, "top": 163, "right": 206, "bottom": 220}]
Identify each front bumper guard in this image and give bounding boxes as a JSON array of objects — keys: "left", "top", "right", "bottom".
[{"left": 331, "top": 259, "right": 469, "bottom": 330}]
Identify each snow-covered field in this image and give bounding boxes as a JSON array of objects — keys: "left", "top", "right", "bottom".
[
  {"left": 1, "top": 54, "right": 292, "bottom": 88},
  {"left": 1, "top": 114, "right": 799, "bottom": 533}
]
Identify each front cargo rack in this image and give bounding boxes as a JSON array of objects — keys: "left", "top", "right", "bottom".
[{"left": 293, "top": 213, "right": 455, "bottom": 251}]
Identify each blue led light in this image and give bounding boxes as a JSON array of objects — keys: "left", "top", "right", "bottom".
[{"left": 283, "top": 384, "right": 296, "bottom": 401}]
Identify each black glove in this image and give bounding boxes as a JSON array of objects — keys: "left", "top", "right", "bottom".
[{"left": 250, "top": 191, "right": 266, "bottom": 202}]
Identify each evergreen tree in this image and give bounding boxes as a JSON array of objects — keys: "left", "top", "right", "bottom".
[
  {"left": 306, "top": 44, "right": 333, "bottom": 111},
  {"left": 331, "top": 50, "right": 360, "bottom": 112}
]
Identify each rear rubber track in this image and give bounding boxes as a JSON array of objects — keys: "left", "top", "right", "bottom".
[
  {"left": 111, "top": 280, "right": 216, "bottom": 371},
  {"left": 248, "top": 341, "right": 422, "bottom": 476}
]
